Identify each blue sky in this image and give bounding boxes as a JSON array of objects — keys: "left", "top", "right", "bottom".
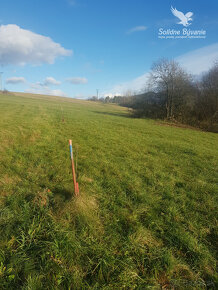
[{"left": 0, "top": 0, "right": 218, "bottom": 98}]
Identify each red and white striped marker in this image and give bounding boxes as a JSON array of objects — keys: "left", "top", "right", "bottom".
[{"left": 69, "top": 140, "right": 79, "bottom": 196}]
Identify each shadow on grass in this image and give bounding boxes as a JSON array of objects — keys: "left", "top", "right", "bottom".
[
  {"left": 53, "top": 186, "right": 72, "bottom": 201},
  {"left": 92, "top": 110, "right": 133, "bottom": 118}
]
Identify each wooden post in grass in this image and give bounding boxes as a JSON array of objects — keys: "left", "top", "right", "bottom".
[{"left": 69, "top": 140, "right": 79, "bottom": 196}]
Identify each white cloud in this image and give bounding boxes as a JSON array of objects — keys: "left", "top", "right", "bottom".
[
  {"left": 127, "top": 26, "right": 147, "bottom": 34},
  {"left": 6, "top": 76, "right": 26, "bottom": 84},
  {"left": 176, "top": 43, "right": 218, "bottom": 74},
  {"left": 0, "top": 24, "right": 72, "bottom": 66},
  {"left": 66, "top": 77, "right": 88, "bottom": 84},
  {"left": 44, "top": 77, "right": 61, "bottom": 86}
]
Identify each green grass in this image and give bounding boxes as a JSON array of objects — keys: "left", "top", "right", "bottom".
[{"left": 0, "top": 92, "right": 217, "bottom": 289}]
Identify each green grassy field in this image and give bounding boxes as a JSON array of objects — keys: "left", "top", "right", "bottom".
[{"left": 0, "top": 92, "right": 217, "bottom": 289}]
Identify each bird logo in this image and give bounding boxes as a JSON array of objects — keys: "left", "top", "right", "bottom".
[{"left": 171, "top": 6, "right": 193, "bottom": 27}]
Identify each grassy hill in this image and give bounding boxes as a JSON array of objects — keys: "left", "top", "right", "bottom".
[{"left": 0, "top": 92, "right": 217, "bottom": 289}]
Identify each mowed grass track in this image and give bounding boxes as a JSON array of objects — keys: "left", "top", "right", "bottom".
[{"left": 0, "top": 92, "right": 217, "bottom": 289}]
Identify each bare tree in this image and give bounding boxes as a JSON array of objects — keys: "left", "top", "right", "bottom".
[
  {"left": 149, "top": 58, "right": 192, "bottom": 119},
  {"left": 200, "top": 61, "right": 218, "bottom": 121}
]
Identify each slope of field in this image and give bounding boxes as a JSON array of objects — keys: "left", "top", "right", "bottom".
[{"left": 0, "top": 92, "right": 217, "bottom": 289}]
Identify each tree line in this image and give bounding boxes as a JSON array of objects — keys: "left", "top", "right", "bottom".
[{"left": 90, "top": 58, "right": 218, "bottom": 132}]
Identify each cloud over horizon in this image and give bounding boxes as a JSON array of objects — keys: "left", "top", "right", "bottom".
[
  {"left": 104, "top": 73, "right": 149, "bottom": 97},
  {"left": 26, "top": 83, "right": 67, "bottom": 97},
  {"left": 44, "top": 77, "right": 61, "bottom": 86},
  {"left": 0, "top": 24, "right": 72, "bottom": 66},
  {"left": 26, "top": 76, "right": 66, "bottom": 97},
  {"left": 105, "top": 43, "right": 218, "bottom": 96},
  {"left": 6, "top": 76, "right": 26, "bottom": 84}
]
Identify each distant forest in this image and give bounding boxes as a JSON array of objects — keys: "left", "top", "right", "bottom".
[{"left": 90, "top": 59, "right": 218, "bottom": 132}]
